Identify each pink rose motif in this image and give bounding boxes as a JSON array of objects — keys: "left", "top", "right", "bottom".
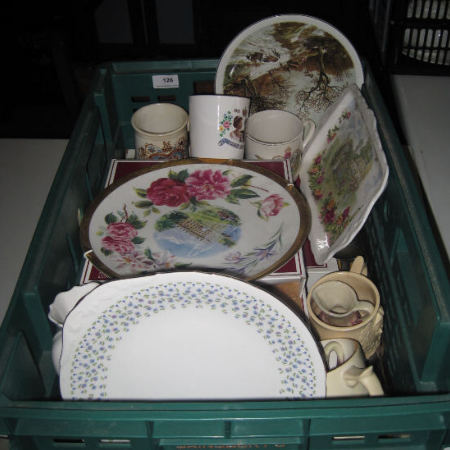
[
  {"left": 106, "top": 222, "right": 138, "bottom": 240},
  {"left": 323, "top": 210, "right": 335, "bottom": 224},
  {"left": 259, "top": 194, "right": 285, "bottom": 219},
  {"left": 185, "top": 169, "right": 231, "bottom": 200},
  {"left": 146, "top": 177, "right": 190, "bottom": 207},
  {"left": 102, "top": 236, "right": 135, "bottom": 254}
]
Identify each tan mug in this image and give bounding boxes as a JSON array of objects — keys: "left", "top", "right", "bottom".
[
  {"left": 131, "top": 103, "right": 189, "bottom": 160},
  {"left": 245, "top": 109, "right": 315, "bottom": 179},
  {"left": 307, "top": 256, "right": 384, "bottom": 359},
  {"left": 321, "top": 338, "right": 384, "bottom": 397}
]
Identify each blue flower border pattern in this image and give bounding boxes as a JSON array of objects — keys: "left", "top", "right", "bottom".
[{"left": 68, "top": 280, "right": 320, "bottom": 399}]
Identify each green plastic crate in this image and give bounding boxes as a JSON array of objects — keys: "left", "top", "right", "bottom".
[{"left": 0, "top": 59, "right": 449, "bottom": 450}]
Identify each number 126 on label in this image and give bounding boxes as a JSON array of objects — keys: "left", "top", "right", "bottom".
[{"left": 152, "top": 75, "right": 180, "bottom": 89}]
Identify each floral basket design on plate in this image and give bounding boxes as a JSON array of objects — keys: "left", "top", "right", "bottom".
[
  {"left": 299, "top": 85, "right": 389, "bottom": 265},
  {"left": 59, "top": 272, "right": 326, "bottom": 400},
  {"left": 215, "top": 15, "right": 364, "bottom": 126},
  {"left": 82, "top": 160, "right": 311, "bottom": 280},
  {"left": 307, "top": 109, "right": 371, "bottom": 244}
]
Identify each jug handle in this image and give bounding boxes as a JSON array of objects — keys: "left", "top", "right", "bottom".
[
  {"left": 352, "top": 299, "right": 374, "bottom": 316},
  {"left": 323, "top": 340, "right": 346, "bottom": 368},
  {"left": 350, "top": 256, "right": 367, "bottom": 276},
  {"left": 343, "top": 366, "right": 384, "bottom": 396}
]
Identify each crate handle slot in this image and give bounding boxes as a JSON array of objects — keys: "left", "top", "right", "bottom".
[
  {"left": 53, "top": 437, "right": 86, "bottom": 447},
  {"left": 158, "top": 95, "right": 177, "bottom": 102},
  {"left": 332, "top": 435, "right": 365, "bottom": 441},
  {"left": 131, "top": 96, "right": 150, "bottom": 103},
  {"left": 378, "top": 433, "right": 411, "bottom": 441},
  {"left": 98, "top": 438, "right": 132, "bottom": 448},
  {"left": 330, "top": 435, "right": 367, "bottom": 446}
]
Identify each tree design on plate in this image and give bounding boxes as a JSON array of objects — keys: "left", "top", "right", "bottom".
[{"left": 223, "top": 21, "right": 355, "bottom": 122}]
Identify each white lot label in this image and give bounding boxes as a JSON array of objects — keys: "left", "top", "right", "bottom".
[{"left": 152, "top": 74, "right": 179, "bottom": 89}]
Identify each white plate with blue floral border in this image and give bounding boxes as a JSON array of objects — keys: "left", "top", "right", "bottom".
[
  {"left": 80, "top": 159, "right": 311, "bottom": 280},
  {"left": 59, "top": 272, "right": 326, "bottom": 400},
  {"left": 299, "top": 85, "right": 389, "bottom": 265},
  {"left": 215, "top": 15, "right": 364, "bottom": 126}
]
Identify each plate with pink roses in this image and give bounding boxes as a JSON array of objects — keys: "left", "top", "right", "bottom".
[{"left": 81, "top": 159, "right": 311, "bottom": 280}]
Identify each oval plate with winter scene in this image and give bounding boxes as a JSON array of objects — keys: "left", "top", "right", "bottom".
[
  {"left": 81, "top": 159, "right": 311, "bottom": 280},
  {"left": 215, "top": 15, "right": 364, "bottom": 126}
]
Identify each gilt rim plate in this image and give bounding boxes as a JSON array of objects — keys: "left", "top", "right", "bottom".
[
  {"left": 59, "top": 272, "right": 326, "bottom": 400},
  {"left": 81, "top": 159, "right": 311, "bottom": 280},
  {"left": 215, "top": 14, "right": 364, "bottom": 125}
]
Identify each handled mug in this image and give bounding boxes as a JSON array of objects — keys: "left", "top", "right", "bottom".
[
  {"left": 307, "top": 256, "right": 384, "bottom": 359},
  {"left": 245, "top": 109, "right": 315, "bottom": 180}
]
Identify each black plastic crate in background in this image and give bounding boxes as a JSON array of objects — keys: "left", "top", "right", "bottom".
[{"left": 369, "top": 0, "right": 450, "bottom": 74}]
